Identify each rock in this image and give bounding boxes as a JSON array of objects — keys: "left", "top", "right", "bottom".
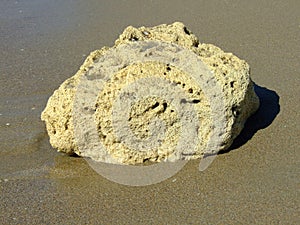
[{"left": 41, "top": 22, "right": 259, "bottom": 164}]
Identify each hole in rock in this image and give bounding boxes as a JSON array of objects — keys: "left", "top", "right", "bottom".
[
  {"left": 162, "top": 102, "right": 168, "bottom": 112},
  {"left": 129, "top": 36, "right": 139, "bottom": 41},
  {"left": 230, "top": 81, "right": 235, "bottom": 88},
  {"left": 183, "top": 27, "right": 191, "bottom": 35},
  {"left": 180, "top": 99, "right": 187, "bottom": 104},
  {"left": 231, "top": 105, "right": 240, "bottom": 117},
  {"left": 151, "top": 102, "right": 160, "bottom": 109}
]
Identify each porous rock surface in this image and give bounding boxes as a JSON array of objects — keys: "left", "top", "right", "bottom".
[{"left": 41, "top": 22, "right": 259, "bottom": 164}]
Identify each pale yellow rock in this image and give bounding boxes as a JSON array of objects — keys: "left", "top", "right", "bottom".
[{"left": 41, "top": 22, "right": 259, "bottom": 164}]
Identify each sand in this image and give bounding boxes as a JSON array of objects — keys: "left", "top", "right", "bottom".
[{"left": 0, "top": 0, "right": 299, "bottom": 224}]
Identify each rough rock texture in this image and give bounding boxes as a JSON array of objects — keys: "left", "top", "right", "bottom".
[{"left": 41, "top": 22, "right": 259, "bottom": 164}]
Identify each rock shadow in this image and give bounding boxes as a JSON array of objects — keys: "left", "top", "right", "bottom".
[{"left": 219, "top": 84, "right": 280, "bottom": 154}]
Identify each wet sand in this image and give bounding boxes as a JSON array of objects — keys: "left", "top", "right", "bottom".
[{"left": 0, "top": 0, "right": 299, "bottom": 224}]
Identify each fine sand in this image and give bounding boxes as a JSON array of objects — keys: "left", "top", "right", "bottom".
[{"left": 0, "top": 0, "right": 299, "bottom": 224}]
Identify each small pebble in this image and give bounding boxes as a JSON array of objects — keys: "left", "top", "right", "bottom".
[
  {"left": 4, "top": 179, "right": 9, "bottom": 182},
  {"left": 6, "top": 123, "right": 10, "bottom": 126},
  {"left": 172, "top": 178, "right": 177, "bottom": 182},
  {"left": 142, "top": 31, "right": 150, "bottom": 36},
  {"left": 20, "top": 48, "right": 24, "bottom": 51},
  {"left": 31, "top": 107, "right": 36, "bottom": 110}
]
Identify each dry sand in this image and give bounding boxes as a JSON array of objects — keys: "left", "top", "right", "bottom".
[{"left": 0, "top": 0, "right": 299, "bottom": 224}]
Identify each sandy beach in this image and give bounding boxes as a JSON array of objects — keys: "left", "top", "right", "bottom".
[{"left": 0, "top": 0, "right": 299, "bottom": 224}]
